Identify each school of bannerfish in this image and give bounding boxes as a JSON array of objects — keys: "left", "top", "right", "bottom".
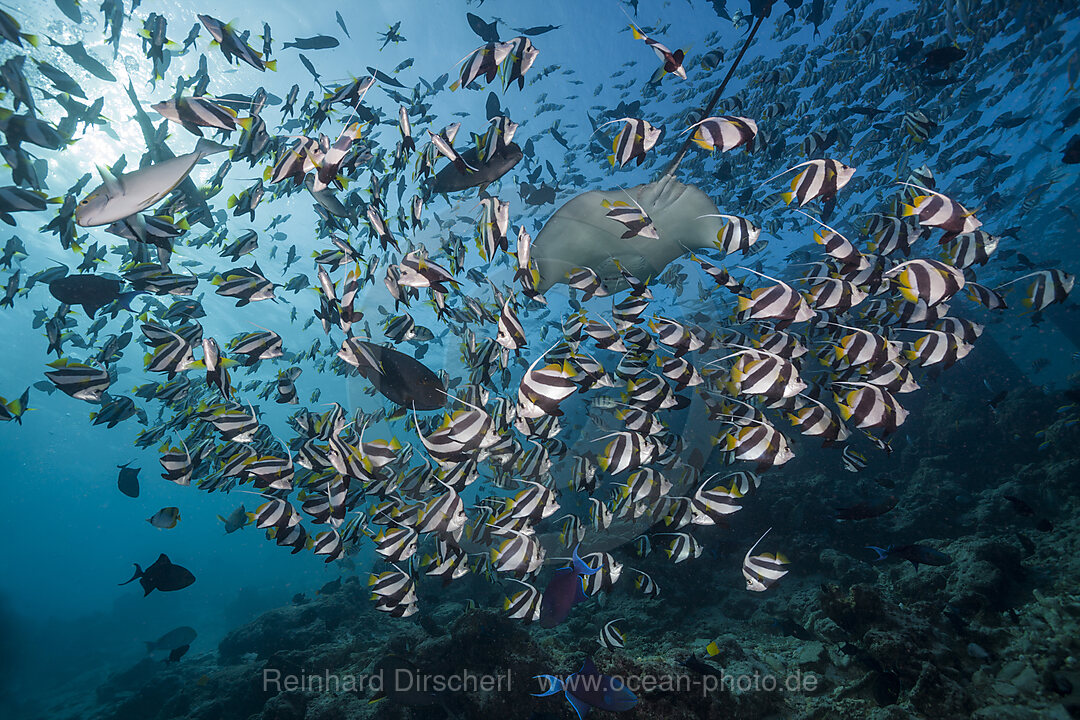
[{"left": 0, "top": 0, "right": 1076, "bottom": 649}]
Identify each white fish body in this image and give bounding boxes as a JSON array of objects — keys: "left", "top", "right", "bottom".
[{"left": 76, "top": 138, "right": 230, "bottom": 226}]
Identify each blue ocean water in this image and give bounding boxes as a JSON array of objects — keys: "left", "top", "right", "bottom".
[{"left": 0, "top": 0, "right": 1078, "bottom": 718}]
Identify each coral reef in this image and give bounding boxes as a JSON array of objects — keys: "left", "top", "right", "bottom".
[{"left": 20, "top": 380, "right": 1080, "bottom": 720}]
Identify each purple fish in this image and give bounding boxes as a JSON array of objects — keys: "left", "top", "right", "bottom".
[
  {"left": 539, "top": 545, "right": 599, "bottom": 628},
  {"left": 533, "top": 657, "right": 638, "bottom": 719}
]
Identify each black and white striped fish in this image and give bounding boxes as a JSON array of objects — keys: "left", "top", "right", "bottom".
[
  {"left": 689, "top": 115, "right": 757, "bottom": 152},
  {"left": 649, "top": 316, "right": 704, "bottom": 356},
  {"left": 422, "top": 538, "right": 469, "bottom": 581},
  {"left": 901, "top": 185, "right": 981, "bottom": 239},
  {"left": 885, "top": 258, "right": 965, "bottom": 306},
  {"left": 451, "top": 40, "right": 514, "bottom": 91},
  {"left": 724, "top": 348, "right": 806, "bottom": 400},
  {"left": 274, "top": 366, "right": 301, "bottom": 404},
  {"left": 373, "top": 526, "right": 418, "bottom": 562},
  {"left": 517, "top": 350, "right": 578, "bottom": 419},
  {"left": 415, "top": 486, "right": 467, "bottom": 538},
  {"left": 805, "top": 278, "right": 867, "bottom": 312},
  {"left": 945, "top": 230, "right": 998, "bottom": 268},
  {"left": 719, "top": 420, "right": 794, "bottom": 468},
  {"left": 865, "top": 215, "right": 921, "bottom": 257},
  {"left": 692, "top": 254, "right": 745, "bottom": 292},
  {"left": 709, "top": 214, "right": 761, "bottom": 255},
  {"left": 742, "top": 528, "right": 789, "bottom": 592},
  {"left": 426, "top": 127, "right": 476, "bottom": 175},
  {"left": 242, "top": 454, "right": 295, "bottom": 491},
  {"left": 600, "top": 431, "right": 656, "bottom": 474},
  {"left": 655, "top": 532, "right": 702, "bottom": 563},
  {"left": 312, "top": 529, "right": 342, "bottom": 562},
  {"left": 613, "top": 293, "right": 650, "bottom": 330},
  {"left": 737, "top": 271, "right": 814, "bottom": 327},
  {"left": 142, "top": 324, "right": 196, "bottom": 379},
  {"left": 965, "top": 282, "right": 1008, "bottom": 310},
  {"left": 769, "top": 159, "right": 856, "bottom": 206},
  {"left": 833, "top": 382, "right": 909, "bottom": 434},
  {"left": 625, "top": 373, "right": 681, "bottom": 411},
  {"left": 397, "top": 105, "right": 414, "bottom": 153},
  {"left": 212, "top": 263, "right": 275, "bottom": 305},
  {"left": 902, "top": 110, "right": 936, "bottom": 143},
  {"left": 812, "top": 227, "right": 867, "bottom": 269},
  {"left": 491, "top": 527, "right": 545, "bottom": 574},
  {"left": 589, "top": 497, "right": 612, "bottom": 530},
  {"left": 227, "top": 330, "right": 282, "bottom": 365},
  {"left": 901, "top": 329, "right": 973, "bottom": 368},
  {"left": 199, "top": 402, "right": 259, "bottom": 443},
  {"left": 253, "top": 496, "right": 298, "bottom": 530},
  {"left": 600, "top": 618, "right": 625, "bottom": 649},
  {"left": 384, "top": 312, "right": 416, "bottom": 342},
  {"left": 567, "top": 267, "right": 609, "bottom": 300},
  {"left": 369, "top": 568, "right": 418, "bottom": 617},
  {"left": 936, "top": 317, "right": 984, "bottom": 345},
  {"left": 838, "top": 360, "right": 920, "bottom": 394},
  {"left": 630, "top": 25, "right": 686, "bottom": 80},
  {"left": 44, "top": 358, "right": 111, "bottom": 401},
  {"left": 617, "top": 467, "right": 672, "bottom": 506},
  {"left": 503, "top": 479, "right": 559, "bottom": 523},
  {"left": 831, "top": 325, "right": 901, "bottom": 368},
  {"left": 841, "top": 445, "right": 867, "bottom": 472},
  {"left": 569, "top": 455, "right": 597, "bottom": 494},
  {"left": 158, "top": 440, "right": 193, "bottom": 485},
  {"left": 787, "top": 395, "right": 851, "bottom": 444},
  {"left": 658, "top": 354, "right": 702, "bottom": 390},
  {"left": 503, "top": 578, "right": 542, "bottom": 622},
  {"left": 496, "top": 295, "right": 527, "bottom": 351},
  {"left": 608, "top": 118, "right": 662, "bottom": 167},
  {"left": 632, "top": 568, "right": 660, "bottom": 597},
  {"left": 691, "top": 476, "right": 742, "bottom": 525},
  {"left": 581, "top": 552, "right": 623, "bottom": 595},
  {"left": 479, "top": 196, "right": 510, "bottom": 261},
  {"left": 502, "top": 36, "right": 539, "bottom": 90},
  {"left": 613, "top": 261, "right": 653, "bottom": 298},
  {"left": 583, "top": 316, "right": 626, "bottom": 352},
  {"left": 601, "top": 199, "right": 659, "bottom": 240},
  {"left": 998, "top": 269, "right": 1075, "bottom": 312}
]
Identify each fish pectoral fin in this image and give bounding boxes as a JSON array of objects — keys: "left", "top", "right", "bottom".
[{"left": 565, "top": 690, "right": 592, "bottom": 720}]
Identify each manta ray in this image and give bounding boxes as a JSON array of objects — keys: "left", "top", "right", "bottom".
[
  {"left": 531, "top": 175, "right": 730, "bottom": 293},
  {"left": 531, "top": 14, "right": 767, "bottom": 295}
]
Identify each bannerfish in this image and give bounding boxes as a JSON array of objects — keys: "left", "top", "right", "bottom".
[
  {"left": 75, "top": 138, "right": 230, "bottom": 226},
  {"left": 119, "top": 553, "right": 195, "bottom": 595}
]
